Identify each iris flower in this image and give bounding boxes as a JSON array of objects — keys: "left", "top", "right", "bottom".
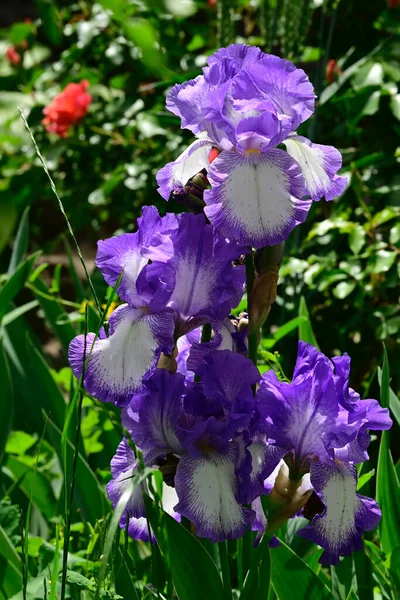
[
  {"left": 69, "top": 206, "right": 245, "bottom": 405},
  {"left": 157, "top": 44, "right": 347, "bottom": 248}
]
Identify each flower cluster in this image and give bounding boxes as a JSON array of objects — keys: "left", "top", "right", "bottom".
[
  {"left": 157, "top": 44, "right": 347, "bottom": 248},
  {"left": 69, "top": 44, "right": 391, "bottom": 566},
  {"left": 42, "top": 79, "right": 92, "bottom": 137}
]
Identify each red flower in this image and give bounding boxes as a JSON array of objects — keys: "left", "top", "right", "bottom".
[
  {"left": 6, "top": 46, "right": 22, "bottom": 66},
  {"left": 388, "top": 0, "right": 400, "bottom": 7},
  {"left": 42, "top": 80, "right": 92, "bottom": 137},
  {"left": 326, "top": 59, "right": 342, "bottom": 84}
]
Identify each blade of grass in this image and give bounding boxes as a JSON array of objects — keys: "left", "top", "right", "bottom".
[
  {"left": 7, "top": 206, "right": 30, "bottom": 276},
  {"left": 60, "top": 305, "right": 88, "bottom": 600},
  {"left": 376, "top": 344, "right": 400, "bottom": 555},
  {"left": 49, "top": 526, "right": 60, "bottom": 600},
  {"left": 18, "top": 108, "right": 101, "bottom": 316},
  {"left": 0, "top": 341, "right": 13, "bottom": 466}
]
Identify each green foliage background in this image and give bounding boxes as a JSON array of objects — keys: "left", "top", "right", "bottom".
[{"left": 0, "top": 0, "right": 399, "bottom": 599}]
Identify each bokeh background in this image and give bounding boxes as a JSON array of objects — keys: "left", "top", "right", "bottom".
[{"left": 0, "top": 1, "right": 399, "bottom": 599}]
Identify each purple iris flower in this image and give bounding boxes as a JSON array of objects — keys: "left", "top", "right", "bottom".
[
  {"left": 255, "top": 341, "right": 392, "bottom": 564},
  {"left": 106, "top": 438, "right": 181, "bottom": 542},
  {"left": 157, "top": 44, "right": 347, "bottom": 248},
  {"left": 68, "top": 207, "right": 245, "bottom": 405},
  {"left": 108, "top": 350, "right": 264, "bottom": 542}
]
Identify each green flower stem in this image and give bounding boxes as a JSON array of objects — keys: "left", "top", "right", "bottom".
[{"left": 245, "top": 252, "right": 259, "bottom": 366}]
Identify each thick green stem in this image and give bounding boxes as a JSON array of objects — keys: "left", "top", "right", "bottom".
[{"left": 245, "top": 252, "right": 259, "bottom": 366}]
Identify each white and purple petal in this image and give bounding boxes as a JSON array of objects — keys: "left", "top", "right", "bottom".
[
  {"left": 156, "top": 138, "right": 213, "bottom": 200},
  {"left": 283, "top": 135, "right": 348, "bottom": 201},
  {"left": 174, "top": 444, "right": 254, "bottom": 542},
  {"left": 68, "top": 305, "right": 175, "bottom": 406},
  {"left": 297, "top": 460, "right": 381, "bottom": 565},
  {"left": 166, "top": 213, "right": 245, "bottom": 322},
  {"left": 106, "top": 439, "right": 151, "bottom": 542},
  {"left": 204, "top": 148, "right": 310, "bottom": 248}
]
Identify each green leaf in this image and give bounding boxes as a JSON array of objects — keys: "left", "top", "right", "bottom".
[
  {"left": 357, "top": 469, "right": 375, "bottom": 491},
  {"left": 333, "top": 281, "right": 357, "bottom": 300},
  {"left": 390, "top": 94, "right": 400, "bottom": 121},
  {"left": 145, "top": 497, "right": 225, "bottom": 600},
  {"left": 7, "top": 207, "right": 29, "bottom": 277},
  {"left": 49, "top": 526, "right": 60, "bottom": 600},
  {"left": 376, "top": 346, "right": 400, "bottom": 554},
  {"left": 4, "top": 455, "right": 57, "bottom": 520},
  {"left": 36, "top": 0, "right": 62, "bottom": 45},
  {"left": 348, "top": 225, "right": 366, "bottom": 255},
  {"left": 369, "top": 207, "right": 400, "bottom": 228},
  {"left": 320, "top": 43, "right": 383, "bottom": 104},
  {"left": 30, "top": 277, "right": 76, "bottom": 355},
  {"left": 351, "top": 62, "right": 384, "bottom": 90},
  {"left": 377, "top": 367, "right": 400, "bottom": 427},
  {"left": 8, "top": 22, "right": 34, "bottom": 45},
  {"left": 0, "top": 341, "right": 13, "bottom": 463},
  {"left": 1, "top": 300, "right": 39, "bottom": 328},
  {"left": 240, "top": 533, "right": 271, "bottom": 600},
  {"left": 63, "top": 237, "right": 84, "bottom": 302},
  {"left": 360, "top": 90, "right": 381, "bottom": 116},
  {"left": 389, "top": 222, "right": 400, "bottom": 244},
  {"left": 270, "top": 539, "right": 332, "bottom": 599},
  {"left": 262, "top": 316, "right": 307, "bottom": 349},
  {"left": 124, "top": 19, "right": 166, "bottom": 78},
  {"left": 65, "top": 570, "right": 93, "bottom": 588},
  {"left": 0, "top": 252, "right": 40, "bottom": 323},
  {"left": 0, "top": 196, "right": 18, "bottom": 256},
  {"left": 0, "top": 525, "right": 22, "bottom": 597},
  {"left": 345, "top": 589, "right": 359, "bottom": 600},
  {"left": 331, "top": 556, "right": 357, "bottom": 600},
  {"left": 25, "top": 335, "right": 66, "bottom": 429},
  {"left": 298, "top": 297, "right": 319, "bottom": 349},
  {"left": 367, "top": 249, "right": 396, "bottom": 274}
]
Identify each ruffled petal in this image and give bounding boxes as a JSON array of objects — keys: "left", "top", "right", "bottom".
[
  {"left": 156, "top": 138, "right": 213, "bottom": 200},
  {"left": 122, "top": 369, "right": 186, "bottom": 464},
  {"left": 176, "top": 328, "right": 202, "bottom": 383},
  {"left": 257, "top": 357, "right": 339, "bottom": 465},
  {"left": 96, "top": 206, "right": 178, "bottom": 306},
  {"left": 283, "top": 135, "right": 348, "bottom": 201},
  {"left": 204, "top": 148, "right": 309, "bottom": 248},
  {"left": 68, "top": 305, "right": 175, "bottom": 405},
  {"left": 238, "top": 440, "right": 284, "bottom": 504},
  {"left": 166, "top": 213, "right": 245, "bottom": 322},
  {"left": 106, "top": 439, "right": 151, "bottom": 542},
  {"left": 297, "top": 460, "right": 381, "bottom": 565},
  {"left": 106, "top": 439, "right": 180, "bottom": 542},
  {"left": 230, "top": 53, "right": 315, "bottom": 130},
  {"left": 174, "top": 444, "right": 254, "bottom": 542},
  {"left": 166, "top": 76, "right": 208, "bottom": 134},
  {"left": 186, "top": 318, "right": 238, "bottom": 372}
]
